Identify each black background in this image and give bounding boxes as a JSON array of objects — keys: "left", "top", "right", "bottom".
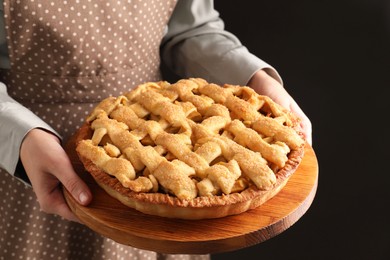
[{"left": 211, "top": 1, "right": 390, "bottom": 259}]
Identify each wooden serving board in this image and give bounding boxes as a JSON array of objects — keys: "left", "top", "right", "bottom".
[{"left": 64, "top": 141, "right": 318, "bottom": 255}]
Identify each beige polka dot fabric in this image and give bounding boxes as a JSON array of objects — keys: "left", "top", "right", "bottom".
[
  {"left": 0, "top": 174, "right": 211, "bottom": 259},
  {"left": 0, "top": 0, "right": 178, "bottom": 140},
  {"left": 0, "top": 0, "right": 209, "bottom": 259}
]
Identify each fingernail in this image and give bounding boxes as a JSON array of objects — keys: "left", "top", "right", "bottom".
[{"left": 78, "top": 192, "right": 89, "bottom": 204}]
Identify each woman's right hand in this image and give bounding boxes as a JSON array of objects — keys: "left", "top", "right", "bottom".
[
  {"left": 248, "top": 69, "right": 312, "bottom": 145},
  {"left": 20, "top": 128, "right": 92, "bottom": 222}
]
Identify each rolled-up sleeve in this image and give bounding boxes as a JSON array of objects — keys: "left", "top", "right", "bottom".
[
  {"left": 0, "top": 82, "right": 58, "bottom": 175},
  {"left": 161, "top": 0, "right": 282, "bottom": 86}
]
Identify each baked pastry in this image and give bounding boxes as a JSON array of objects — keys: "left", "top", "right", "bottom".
[{"left": 75, "top": 78, "right": 305, "bottom": 219}]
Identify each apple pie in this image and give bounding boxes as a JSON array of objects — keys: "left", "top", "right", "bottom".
[{"left": 75, "top": 78, "right": 305, "bottom": 219}]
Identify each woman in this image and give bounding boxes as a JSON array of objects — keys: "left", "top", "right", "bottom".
[{"left": 0, "top": 0, "right": 311, "bottom": 259}]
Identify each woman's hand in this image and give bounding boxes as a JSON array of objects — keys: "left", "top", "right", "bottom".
[
  {"left": 20, "top": 128, "right": 92, "bottom": 222},
  {"left": 248, "top": 69, "right": 312, "bottom": 145}
]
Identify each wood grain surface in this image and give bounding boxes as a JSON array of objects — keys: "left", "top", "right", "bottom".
[{"left": 64, "top": 140, "right": 318, "bottom": 254}]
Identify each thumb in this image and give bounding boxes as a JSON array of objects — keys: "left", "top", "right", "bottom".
[
  {"left": 62, "top": 173, "right": 92, "bottom": 206},
  {"left": 57, "top": 157, "right": 92, "bottom": 206}
]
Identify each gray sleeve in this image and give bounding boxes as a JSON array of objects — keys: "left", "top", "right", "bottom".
[
  {"left": 161, "top": 0, "right": 282, "bottom": 86},
  {"left": 0, "top": 0, "right": 58, "bottom": 176},
  {"left": 0, "top": 82, "right": 59, "bottom": 175}
]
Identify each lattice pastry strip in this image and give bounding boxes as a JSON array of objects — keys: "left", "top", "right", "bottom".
[{"left": 76, "top": 78, "right": 305, "bottom": 203}]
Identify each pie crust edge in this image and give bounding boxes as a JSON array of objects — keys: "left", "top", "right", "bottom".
[{"left": 75, "top": 123, "right": 305, "bottom": 220}]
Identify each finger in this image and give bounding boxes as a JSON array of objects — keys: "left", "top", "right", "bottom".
[
  {"left": 42, "top": 185, "right": 82, "bottom": 223},
  {"left": 56, "top": 204, "right": 82, "bottom": 223},
  {"left": 52, "top": 155, "right": 92, "bottom": 206},
  {"left": 301, "top": 117, "right": 312, "bottom": 146},
  {"left": 289, "top": 102, "right": 312, "bottom": 146},
  {"left": 61, "top": 171, "right": 92, "bottom": 206}
]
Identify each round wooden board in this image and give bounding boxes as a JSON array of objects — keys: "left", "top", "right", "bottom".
[{"left": 64, "top": 142, "right": 318, "bottom": 255}]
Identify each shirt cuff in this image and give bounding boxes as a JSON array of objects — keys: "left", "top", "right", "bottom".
[
  {"left": 0, "top": 84, "right": 59, "bottom": 178},
  {"left": 214, "top": 46, "right": 284, "bottom": 86}
]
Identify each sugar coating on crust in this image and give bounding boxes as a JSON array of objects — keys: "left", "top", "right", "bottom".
[{"left": 75, "top": 78, "right": 305, "bottom": 218}]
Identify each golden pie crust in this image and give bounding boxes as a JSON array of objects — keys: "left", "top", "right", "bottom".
[{"left": 75, "top": 78, "right": 305, "bottom": 219}]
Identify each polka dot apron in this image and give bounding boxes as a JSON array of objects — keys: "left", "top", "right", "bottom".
[{"left": 0, "top": 0, "right": 209, "bottom": 259}]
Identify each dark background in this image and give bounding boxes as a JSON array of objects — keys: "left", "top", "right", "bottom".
[{"left": 211, "top": 1, "right": 390, "bottom": 259}]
